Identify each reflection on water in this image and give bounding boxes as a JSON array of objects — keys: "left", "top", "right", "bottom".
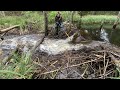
[
  {"left": 100, "top": 29, "right": 109, "bottom": 43},
  {"left": 85, "top": 28, "right": 120, "bottom": 46}
]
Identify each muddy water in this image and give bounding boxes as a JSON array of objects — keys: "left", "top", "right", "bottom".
[
  {"left": 85, "top": 28, "right": 120, "bottom": 46},
  {"left": 0, "top": 33, "right": 107, "bottom": 60},
  {"left": 0, "top": 28, "right": 119, "bottom": 59}
]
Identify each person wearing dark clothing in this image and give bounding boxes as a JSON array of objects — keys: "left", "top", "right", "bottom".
[{"left": 55, "top": 12, "right": 62, "bottom": 35}]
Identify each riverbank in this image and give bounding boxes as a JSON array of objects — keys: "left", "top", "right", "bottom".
[{"left": 0, "top": 12, "right": 119, "bottom": 32}]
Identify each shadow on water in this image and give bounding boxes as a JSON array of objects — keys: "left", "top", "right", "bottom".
[{"left": 83, "top": 28, "right": 120, "bottom": 46}]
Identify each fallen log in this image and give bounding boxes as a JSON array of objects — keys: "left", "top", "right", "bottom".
[
  {"left": 30, "top": 34, "right": 45, "bottom": 55},
  {"left": 0, "top": 25, "right": 20, "bottom": 34}
]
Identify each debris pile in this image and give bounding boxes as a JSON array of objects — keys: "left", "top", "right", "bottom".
[{"left": 32, "top": 43, "right": 120, "bottom": 79}]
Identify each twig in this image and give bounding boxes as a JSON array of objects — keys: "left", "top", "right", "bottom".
[
  {"left": 72, "top": 69, "right": 85, "bottom": 79},
  {"left": 40, "top": 59, "right": 100, "bottom": 75},
  {"left": 81, "top": 64, "right": 88, "bottom": 77},
  {"left": 110, "top": 51, "right": 120, "bottom": 58},
  {"left": 103, "top": 51, "right": 106, "bottom": 75},
  {"left": 50, "top": 60, "right": 58, "bottom": 68},
  {"left": 99, "top": 64, "right": 102, "bottom": 76},
  {"left": 103, "top": 59, "right": 109, "bottom": 79}
]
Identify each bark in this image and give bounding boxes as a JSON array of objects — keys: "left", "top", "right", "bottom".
[{"left": 43, "top": 11, "right": 49, "bottom": 36}]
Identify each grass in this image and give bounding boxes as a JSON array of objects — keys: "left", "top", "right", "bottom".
[
  {"left": 0, "top": 11, "right": 44, "bottom": 32},
  {"left": 0, "top": 11, "right": 119, "bottom": 31},
  {"left": 0, "top": 52, "right": 34, "bottom": 79},
  {"left": 110, "top": 68, "right": 120, "bottom": 79},
  {"left": 81, "top": 15, "right": 118, "bottom": 24}
]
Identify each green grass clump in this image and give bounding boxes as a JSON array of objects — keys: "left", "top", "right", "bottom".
[
  {"left": 81, "top": 15, "right": 118, "bottom": 24},
  {"left": 0, "top": 53, "right": 34, "bottom": 79}
]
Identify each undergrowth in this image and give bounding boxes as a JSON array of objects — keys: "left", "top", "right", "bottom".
[
  {"left": 0, "top": 11, "right": 119, "bottom": 32},
  {"left": 0, "top": 52, "right": 34, "bottom": 79}
]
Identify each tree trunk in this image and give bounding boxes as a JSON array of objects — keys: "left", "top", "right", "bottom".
[
  {"left": 110, "top": 11, "right": 120, "bottom": 39},
  {"left": 43, "top": 11, "right": 49, "bottom": 36},
  {"left": 112, "top": 11, "right": 120, "bottom": 30},
  {"left": 71, "top": 11, "right": 75, "bottom": 23},
  {"left": 78, "top": 11, "right": 82, "bottom": 29}
]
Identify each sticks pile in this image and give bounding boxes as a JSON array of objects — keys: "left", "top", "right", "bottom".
[{"left": 32, "top": 45, "right": 120, "bottom": 79}]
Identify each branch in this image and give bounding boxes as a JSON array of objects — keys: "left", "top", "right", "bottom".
[
  {"left": 29, "top": 34, "right": 45, "bottom": 55},
  {"left": 0, "top": 25, "right": 20, "bottom": 34}
]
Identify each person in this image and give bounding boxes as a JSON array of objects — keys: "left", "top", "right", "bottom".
[{"left": 55, "top": 12, "right": 63, "bottom": 35}]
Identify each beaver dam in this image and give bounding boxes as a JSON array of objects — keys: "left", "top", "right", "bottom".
[{"left": 0, "top": 22, "right": 120, "bottom": 79}]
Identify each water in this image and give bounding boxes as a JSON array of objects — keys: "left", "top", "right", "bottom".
[
  {"left": 100, "top": 29, "right": 109, "bottom": 43},
  {"left": 0, "top": 34, "right": 106, "bottom": 56},
  {"left": 0, "top": 28, "right": 120, "bottom": 57},
  {"left": 86, "top": 28, "right": 120, "bottom": 46}
]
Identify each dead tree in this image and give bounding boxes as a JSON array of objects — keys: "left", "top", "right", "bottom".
[
  {"left": 71, "top": 11, "right": 75, "bottom": 23},
  {"left": 113, "top": 11, "right": 120, "bottom": 30},
  {"left": 99, "top": 20, "right": 104, "bottom": 30},
  {"left": 78, "top": 11, "right": 83, "bottom": 29},
  {"left": 110, "top": 11, "right": 120, "bottom": 39},
  {"left": 43, "top": 11, "right": 49, "bottom": 36}
]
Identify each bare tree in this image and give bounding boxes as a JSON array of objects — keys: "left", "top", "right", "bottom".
[
  {"left": 71, "top": 11, "right": 75, "bottom": 23},
  {"left": 43, "top": 11, "right": 49, "bottom": 36},
  {"left": 78, "top": 11, "right": 82, "bottom": 29},
  {"left": 113, "top": 11, "right": 120, "bottom": 30}
]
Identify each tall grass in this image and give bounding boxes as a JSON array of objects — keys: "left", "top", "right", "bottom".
[
  {"left": 0, "top": 52, "right": 34, "bottom": 79},
  {"left": 0, "top": 11, "right": 44, "bottom": 32}
]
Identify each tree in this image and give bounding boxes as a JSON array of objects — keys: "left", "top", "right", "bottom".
[
  {"left": 43, "top": 11, "right": 49, "bottom": 36},
  {"left": 71, "top": 11, "right": 75, "bottom": 23},
  {"left": 113, "top": 11, "right": 120, "bottom": 30}
]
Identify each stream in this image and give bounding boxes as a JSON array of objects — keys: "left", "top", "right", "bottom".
[{"left": 0, "top": 28, "right": 119, "bottom": 60}]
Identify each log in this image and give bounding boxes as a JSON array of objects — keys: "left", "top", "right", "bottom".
[
  {"left": 0, "top": 25, "right": 20, "bottom": 34},
  {"left": 29, "top": 34, "right": 45, "bottom": 55},
  {"left": 99, "top": 21, "right": 104, "bottom": 30}
]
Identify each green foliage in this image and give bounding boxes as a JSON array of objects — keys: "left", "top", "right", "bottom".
[
  {"left": 0, "top": 11, "right": 44, "bottom": 32},
  {"left": 0, "top": 11, "right": 119, "bottom": 32},
  {"left": 81, "top": 15, "right": 117, "bottom": 24},
  {"left": 0, "top": 53, "right": 34, "bottom": 79},
  {"left": 110, "top": 68, "right": 120, "bottom": 79}
]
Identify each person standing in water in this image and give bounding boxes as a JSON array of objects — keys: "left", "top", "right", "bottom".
[{"left": 55, "top": 12, "right": 63, "bottom": 36}]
